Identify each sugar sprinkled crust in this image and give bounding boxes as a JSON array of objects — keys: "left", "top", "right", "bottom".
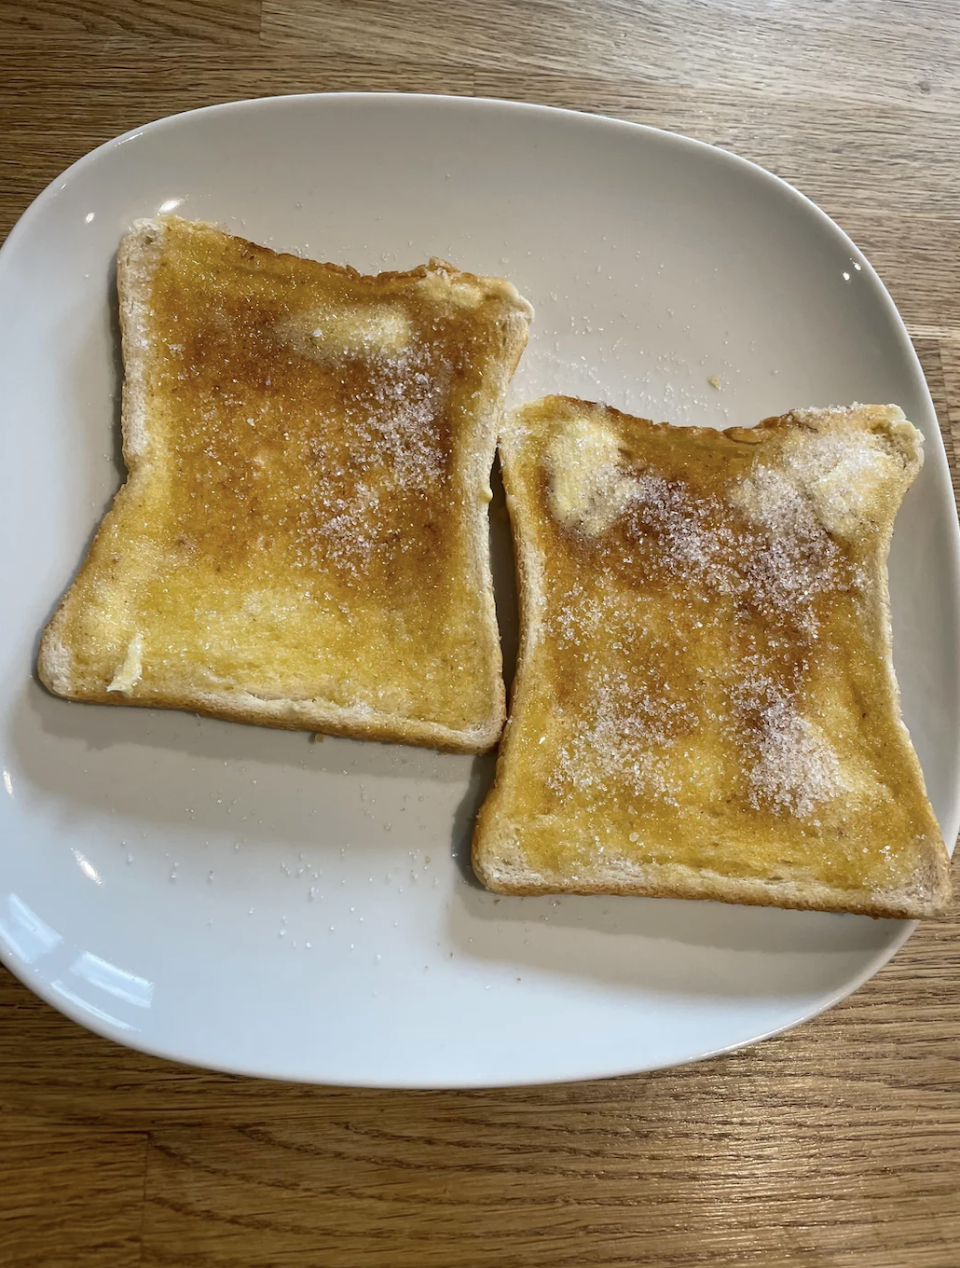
[
  {"left": 474, "top": 397, "right": 951, "bottom": 918},
  {"left": 38, "top": 217, "right": 533, "bottom": 753}
]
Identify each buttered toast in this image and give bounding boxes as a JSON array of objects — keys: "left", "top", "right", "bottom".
[
  {"left": 473, "top": 396, "right": 951, "bottom": 917},
  {"left": 38, "top": 217, "right": 533, "bottom": 752}
]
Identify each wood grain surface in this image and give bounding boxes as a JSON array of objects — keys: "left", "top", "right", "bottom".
[{"left": 3, "top": 2, "right": 960, "bottom": 1265}]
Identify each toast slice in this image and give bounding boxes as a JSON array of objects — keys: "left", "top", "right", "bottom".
[
  {"left": 473, "top": 396, "right": 951, "bottom": 917},
  {"left": 38, "top": 217, "right": 533, "bottom": 752}
]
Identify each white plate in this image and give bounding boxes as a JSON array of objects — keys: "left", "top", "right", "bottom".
[{"left": 1, "top": 94, "right": 958, "bottom": 1088}]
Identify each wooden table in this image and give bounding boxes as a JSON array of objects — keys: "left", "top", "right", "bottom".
[{"left": 3, "top": 3, "right": 960, "bottom": 1265}]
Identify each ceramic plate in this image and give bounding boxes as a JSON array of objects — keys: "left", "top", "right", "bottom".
[{"left": 1, "top": 94, "right": 957, "bottom": 1087}]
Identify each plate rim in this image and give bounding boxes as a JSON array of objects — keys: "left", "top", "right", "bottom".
[{"left": 0, "top": 90, "right": 953, "bottom": 1087}]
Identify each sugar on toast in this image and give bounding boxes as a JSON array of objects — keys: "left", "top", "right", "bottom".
[
  {"left": 474, "top": 396, "right": 952, "bottom": 918},
  {"left": 38, "top": 217, "right": 533, "bottom": 752}
]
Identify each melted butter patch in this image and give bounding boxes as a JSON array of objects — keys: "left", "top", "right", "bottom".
[
  {"left": 734, "top": 429, "right": 901, "bottom": 538},
  {"left": 308, "top": 305, "right": 412, "bottom": 357},
  {"left": 799, "top": 436, "right": 899, "bottom": 535},
  {"left": 415, "top": 269, "right": 484, "bottom": 309},
  {"left": 545, "top": 417, "right": 636, "bottom": 535},
  {"left": 107, "top": 633, "right": 143, "bottom": 694}
]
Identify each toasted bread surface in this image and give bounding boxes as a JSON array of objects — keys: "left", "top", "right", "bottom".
[
  {"left": 473, "top": 396, "right": 951, "bottom": 916},
  {"left": 38, "top": 217, "right": 533, "bottom": 752}
]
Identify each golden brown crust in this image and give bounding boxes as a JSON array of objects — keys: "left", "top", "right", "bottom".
[
  {"left": 473, "top": 853, "right": 945, "bottom": 919},
  {"left": 34, "top": 673, "right": 498, "bottom": 753},
  {"left": 474, "top": 396, "right": 951, "bottom": 918},
  {"left": 38, "top": 217, "right": 533, "bottom": 753}
]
